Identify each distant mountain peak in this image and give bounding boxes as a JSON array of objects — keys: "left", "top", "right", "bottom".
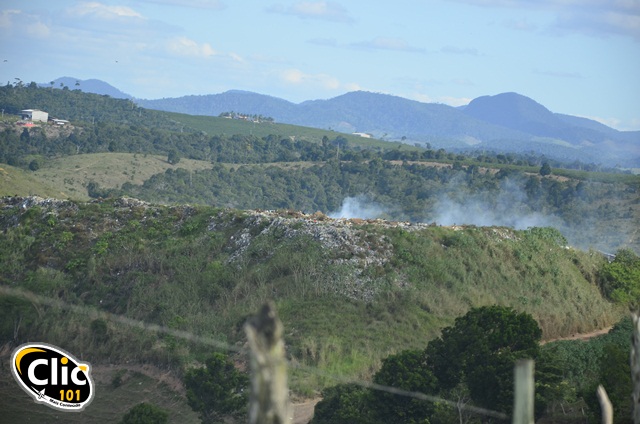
[
  {"left": 463, "top": 92, "right": 561, "bottom": 133},
  {"left": 40, "top": 77, "right": 132, "bottom": 99}
]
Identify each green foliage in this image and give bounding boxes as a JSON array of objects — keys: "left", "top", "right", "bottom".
[
  {"left": 167, "top": 149, "right": 180, "bottom": 165},
  {"left": 0, "top": 295, "right": 37, "bottom": 342},
  {"left": 312, "top": 384, "right": 374, "bottom": 424},
  {"left": 372, "top": 350, "right": 437, "bottom": 423},
  {"left": 184, "top": 352, "right": 248, "bottom": 424},
  {"left": 112, "top": 369, "right": 128, "bottom": 388},
  {"left": 598, "top": 344, "right": 632, "bottom": 423},
  {"left": 599, "top": 248, "right": 640, "bottom": 305},
  {"left": 581, "top": 343, "right": 632, "bottom": 424},
  {"left": 539, "top": 162, "right": 552, "bottom": 176},
  {"left": 541, "top": 316, "right": 633, "bottom": 421},
  {"left": 425, "top": 306, "right": 542, "bottom": 413},
  {"left": 119, "top": 402, "right": 169, "bottom": 424},
  {"left": 0, "top": 196, "right": 626, "bottom": 420},
  {"left": 28, "top": 158, "right": 40, "bottom": 171}
]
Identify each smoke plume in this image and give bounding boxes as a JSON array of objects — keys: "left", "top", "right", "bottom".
[{"left": 329, "top": 196, "right": 387, "bottom": 219}]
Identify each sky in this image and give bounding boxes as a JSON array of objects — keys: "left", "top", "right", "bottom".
[{"left": 1, "top": 0, "right": 639, "bottom": 130}]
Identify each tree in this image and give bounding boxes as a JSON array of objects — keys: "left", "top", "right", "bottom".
[
  {"left": 28, "top": 159, "right": 40, "bottom": 171},
  {"left": 20, "top": 128, "right": 30, "bottom": 142},
  {"left": 372, "top": 349, "right": 437, "bottom": 423},
  {"left": 539, "top": 162, "right": 552, "bottom": 176},
  {"left": 184, "top": 352, "right": 248, "bottom": 424},
  {"left": 167, "top": 149, "right": 181, "bottom": 165},
  {"left": 582, "top": 344, "right": 632, "bottom": 423},
  {"left": 312, "top": 384, "right": 373, "bottom": 424},
  {"left": 425, "top": 306, "right": 542, "bottom": 414},
  {"left": 599, "top": 248, "right": 640, "bottom": 305},
  {"left": 120, "top": 402, "right": 168, "bottom": 424}
]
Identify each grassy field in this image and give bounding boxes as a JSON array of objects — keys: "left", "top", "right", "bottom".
[
  {"left": 161, "top": 111, "right": 422, "bottom": 150},
  {"left": 0, "top": 360, "right": 200, "bottom": 424},
  {"left": 0, "top": 153, "right": 214, "bottom": 200},
  {"left": 0, "top": 164, "right": 65, "bottom": 198}
]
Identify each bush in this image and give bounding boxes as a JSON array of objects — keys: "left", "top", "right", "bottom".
[
  {"left": 120, "top": 402, "right": 168, "bottom": 424},
  {"left": 184, "top": 352, "right": 248, "bottom": 424},
  {"left": 599, "top": 248, "right": 640, "bottom": 305},
  {"left": 426, "top": 305, "right": 542, "bottom": 414},
  {"left": 28, "top": 159, "right": 40, "bottom": 171},
  {"left": 167, "top": 149, "right": 180, "bottom": 165},
  {"left": 312, "top": 383, "right": 373, "bottom": 424}
]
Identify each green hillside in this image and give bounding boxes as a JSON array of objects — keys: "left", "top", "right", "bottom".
[
  {"left": 0, "top": 196, "right": 630, "bottom": 421},
  {"left": 1, "top": 84, "right": 638, "bottom": 422},
  {"left": 160, "top": 111, "right": 417, "bottom": 150},
  {"left": 12, "top": 153, "right": 213, "bottom": 200}
]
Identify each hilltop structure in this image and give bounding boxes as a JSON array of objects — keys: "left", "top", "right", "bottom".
[{"left": 20, "top": 109, "right": 48, "bottom": 122}]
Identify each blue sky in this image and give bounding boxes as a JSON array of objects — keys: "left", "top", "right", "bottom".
[{"left": 1, "top": 0, "right": 639, "bottom": 130}]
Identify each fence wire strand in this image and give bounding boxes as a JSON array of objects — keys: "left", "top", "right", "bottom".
[{"left": 0, "top": 285, "right": 509, "bottom": 421}]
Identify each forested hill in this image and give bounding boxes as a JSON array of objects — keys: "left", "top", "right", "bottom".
[
  {"left": 0, "top": 195, "right": 635, "bottom": 422},
  {"left": 138, "top": 89, "right": 640, "bottom": 167},
  {"left": 1, "top": 83, "right": 640, "bottom": 422},
  {"left": 1, "top": 84, "right": 639, "bottom": 254}
]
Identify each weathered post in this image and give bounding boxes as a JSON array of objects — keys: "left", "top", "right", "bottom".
[
  {"left": 244, "top": 301, "right": 292, "bottom": 424},
  {"left": 597, "top": 385, "right": 613, "bottom": 424},
  {"left": 512, "top": 359, "right": 534, "bottom": 424},
  {"left": 632, "top": 312, "right": 640, "bottom": 424}
]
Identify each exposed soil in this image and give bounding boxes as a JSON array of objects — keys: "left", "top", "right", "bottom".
[
  {"left": 292, "top": 398, "right": 321, "bottom": 424},
  {"left": 541, "top": 326, "right": 613, "bottom": 345}
]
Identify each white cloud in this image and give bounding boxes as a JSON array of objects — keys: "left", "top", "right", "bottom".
[
  {"left": 73, "top": 2, "right": 145, "bottom": 19},
  {"left": 351, "top": 37, "right": 425, "bottom": 53},
  {"left": 343, "top": 82, "right": 362, "bottom": 92},
  {"left": 268, "top": 1, "right": 354, "bottom": 23},
  {"left": 407, "top": 92, "right": 471, "bottom": 106},
  {"left": 140, "top": 0, "right": 226, "bottom": 10},
  {"left": 447, "top": 0, "right": 640, "bottom": 39},
  {"left": 0, "top": 9, "right": 20, "bottom": 29},
  {"left": 439, "top": 96, "right": 472, "bottom": 107},
  {"left": 167, "top": 36, "right": 217, "bottom": 58},
  {"left": 0, "top": 9, "right": 50, "bottom": 39},
  {"left": 26, "top": 21, "right": 51, "bottom": 38},
  {"left": 583, "top": 115, "right": 640, "bottom": 131},
  {"left": 280, "top": 68, "right": 358, "bottom": 91}
]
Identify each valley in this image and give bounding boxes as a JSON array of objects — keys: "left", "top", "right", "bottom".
[{"left": 1, "top": 83, "right": 638, "bottom": 423}]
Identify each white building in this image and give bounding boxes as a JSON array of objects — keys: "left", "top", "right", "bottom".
[{"left": 20, "top": 109, "right": 49, "bottom": 122}]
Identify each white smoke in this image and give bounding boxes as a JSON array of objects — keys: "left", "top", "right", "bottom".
[
  {"left": 432, "top": 179, "right": 565, "bottom": 230},
  {"left": 329, "top": 196, "right": 387, "bottom": 219}
]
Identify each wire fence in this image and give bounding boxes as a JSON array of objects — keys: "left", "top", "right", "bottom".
[{"left": 0, "top": 284, "right": 624, "bottom": 424}]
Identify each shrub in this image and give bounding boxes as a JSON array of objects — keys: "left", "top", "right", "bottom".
[{"left": 120, "top": 402, "right": 168, "bottom": 424}]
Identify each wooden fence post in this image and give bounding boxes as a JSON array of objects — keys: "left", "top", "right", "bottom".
[
  {"left": 597, "top": 385, "right": 613, "bottom": 424},
  {"left": 632, "top": 312, "right": 640, "bottom": 424},
  {"left": 244, "top": 301, "right": 292, "bottom": 424},
  {"left": 512, "top": 359, "right": 534, "bottom": 424}
]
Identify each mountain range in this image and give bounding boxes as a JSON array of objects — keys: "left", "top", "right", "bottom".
[{"left": 45, "top": 78, "right": 640, "bottom": 167}]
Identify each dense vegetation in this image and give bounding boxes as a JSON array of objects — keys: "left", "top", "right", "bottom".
[
  {"left": 1, "top": 84, "right": 638, "bottom": 422},
  {"left": 0, "top": 196, "right": 634, "bottom": 422},
  {"left": 2, "top": 84, "right": 637, "bottom": 254},
  {"left": 114, "top": 159, "right": 639, "bottom": 254},
  {"left": 313, "top": 309, "right": 634, "bottom": 423}
]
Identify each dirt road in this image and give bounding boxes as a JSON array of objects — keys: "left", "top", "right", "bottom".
[
  {"left": 292, "top": 398, "right": 321, "bottom": 424},
  {"left": 542, "top": 326, "right": 613, "bottom": 344}
]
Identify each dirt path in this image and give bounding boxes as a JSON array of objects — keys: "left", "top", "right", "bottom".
[
  {"left": 292, "top": 398, "right": 321, "bottom": 424},
  {"left": 542, "top": 326, "right": 612, "bottom": 345}
]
